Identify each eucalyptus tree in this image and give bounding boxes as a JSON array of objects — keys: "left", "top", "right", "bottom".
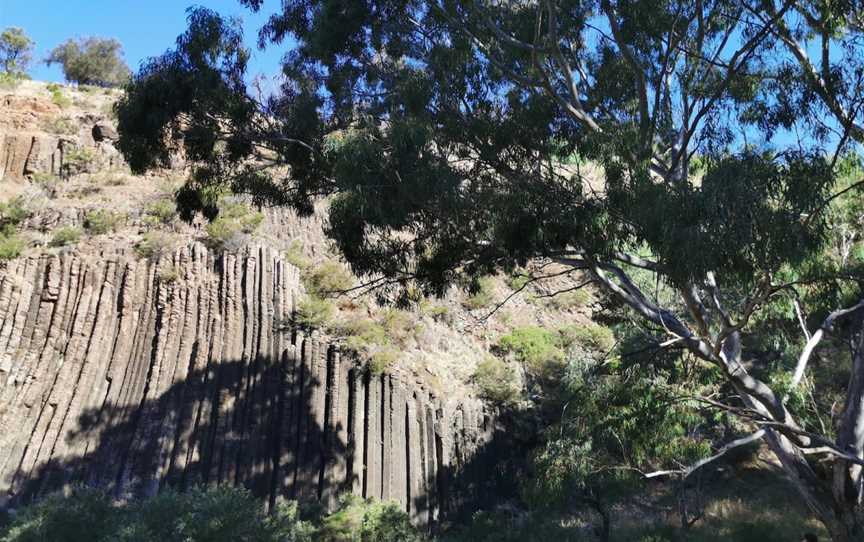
[
  {"left": 116, "top": 1, "right": 864, "bottom": 538},
  {"left": 0, "top": 27, "right": 34, "bottom": 76}
]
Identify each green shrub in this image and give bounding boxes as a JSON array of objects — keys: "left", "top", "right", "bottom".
[
  {"left": 61, "top": 146, "right": 94, "bottom": 177},
  {"left": 296, "top": 295, "right": 335, "bottom": 329},
  {"left": 0, "top": 72, "right": 25, "bottom": 90},
  {"left": 340, "top": 317, "right": 389, "bottom": 352},
  {"left": 31, "top": 173, "right": 61, "bottom": 195},
  {"left": 204, "top": 201, "right": 263, "bottom": 250},
  {"left": 557, "top": 323, "right": 615, "bottom": 352},
  {"left": 285, "top": 239, "right": 311, "bottom": 270},
  {"left": 542, "top": 288, "right": 592, "bottom": 310},
  {"left": 157, "top": 265, "right": 180, "bottom": 283},
  {"left": 320, "top": 495, "right": 422, "bottom": 542},
  {"left": 301, "top": 260, "right": 353, "bottom": 297},
  {"left": 0, "top": 485, "right": 316, "bottom": 542},
  {"left": 473, "top": 356, "right": 520, "bottom": 405},
  {"left": 144, "top": 198, "right": 177, "bottom": 226},
  {"left": 135, "top": 231, "right": 175, "bottom": 260},
  {"left": 369, "top": 347, "right": 399, "bottom": 375},
  {"left": 497, "top": 326, "right": 563, "bottom": 368},
  {"left": 419, "top": 300, "right": 451, "bottom": 322},
  {"left": 462, "top": 276, "right": 497, "bottom": 310},
  {"left": 41, "top": 116, "right": 77, "bottom": 135},
  {"left": 84, "top": 209, "right": 125, "bottom": 235},
  {"left": 49, "top": 226, "right": 82, "bottom": 247},
  {"left": 0, "top": 198, "right": 28, "bottom": 227},
  {"left": 0, "top": 488, "right": 118, "bottom": 542},
  {"left": 0, "top": 230, "right": 25, "bottom": 260},
  {"left": 506, "top": 271, "right": 531, "bottom": 291},
  {"left": 46, "top": 82, "right": 71, "bottom": 108}
]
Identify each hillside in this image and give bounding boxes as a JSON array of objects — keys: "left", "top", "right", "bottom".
[{"left": 0, "top": 80, "right": 835, "bottom": 541}]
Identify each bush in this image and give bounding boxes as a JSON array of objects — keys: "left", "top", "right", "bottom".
[
  {"left": 319, "top": 495, "right": 423, "bottom": 542},
  {"left": 41, "top": 116, "right": 77, "bottom": 135},
  {"left": 157, "top": 265, "right": 180, "bottom": 283},
  {"left": 84, "top": 209, "right": 125, "bottom": 235},
  {"left": 557, "top": 323, "right": 615, "bottom": 353},
  {"left": 542, "top": 288, "right": 593, "bottom": 310},
  {"left": 301, "top": 260, "right": 353, "bottom": 297},
  {"left": 46, "top": 82, "right": 71, "bottom": 108},
  {"left": 49, "top": 226, "right": 81, "bottom": 247},
  {"left": 296, "top": 295, "right": 335, "bottom": 329},
  {"left": 506, "top": 271, "right": 531, "bottom": 292},
  {"left": 61, "top": 146, "right": 94, "bottom": 177},
  {"left": 473, "top": 356, "right": 520, "bottom": 405},
  {"left": 0, "top": 230, "right": 24, "bottom": 260},
  {"left": 204, "top": 201, "right": 263, "bottom": 251},
  {"left": 369, "top": 347, "right": 399, "bottom": 375},
  {"left": 0, "top": 27, "right": 34, "bottom": 76},
  {"left": 285, "top": 239, "right": 311, "bottom": 270},
  {"left": 144, "top": 198, "right": 177, "bottom": 226},
  {"left": 0, "top": 485, "right": 316, "bottom": 542},
  {"left": 497, "top": 326, "right": 563, "bottom": 368},
  {"left": 0, "top": 198, "right": 28, "bottom": 227},
  {"left": 32, "top": 173, "right": 61, "bottom": 196},
  {"left": 135, "top": 231, "right": 175, "bottom": 260},
  {"left": 0, "top": 71, "right": 24, "bottom": 89},
  {"left": 45, "top": 37, "right": 130, "bottom": 87},
  {"left": 0, "top": 488, "right": 118, "bottom": 542},
  {"left": 462, "top": 276, "right": 497, "bottom": 310}
]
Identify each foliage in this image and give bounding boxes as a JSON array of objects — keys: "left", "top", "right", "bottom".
[
  {"left": 203, "top": 200, "right": 263, "bottom": 251},
  {"left": 497, "top": 326, "right": 564, "bottom": 371},
  {"left": 557, "top": 324, "right": 616, "bottom": 353},
  {"left": 523, "top": 348, "right": 711, "bottom": 513},
  {"left": 462, "top": 276, "right": 497, "bottom": 310},
  {"left": 473, "top": 356, "right": 521, "bottom": 406},
  {"left": 0, "top": 485, "right": 318, "bottom": 542},
  {"left": 116, "top": 1, "right": 864, "bottom": 537},
  {"left": 135, "top": 231, "right": 175, "bottom": 260},
  {"left": 0, "top": 27, "right": 34, "bottom": 76},
  {"left": 41, "top": 116, "right": 77, "bottom": 135},
  {"left": 318, "top": 495, "right": 423, "bottom": 542},
  {"left": 0, "top": 71, "right": 26, "bottom": 90},
  {"left": 49, "top": 227, "right": 82, "bottom": 247},
  {"left": 84, "top": 209, "right": 125, "bottom": 235},
  {"left": 157, "top": 265, "right": 181, "bottom": 283},
  {"left": 46, "top": 83, "right": 71, "bottom": 108},
  {"left": 0, "top": 231, "right": 25, "bottom": 260},
  {"left": 369, "top": 347, "right": 399, "bottom": 375},
  {"left": 296, "top": 295, "right": 335, "bottom": 329},
  {"left": 0, "top": 198, "right": 29, "bottom": 227},
  {"left": 61, "top": 147, "right": 94, "bottom": 177},
  {"left": 301, "top": 259, "right": 353, "bottom": 297},
  {"left": 285, "top": 239, "right": 311, "bottom": 270},
  {"left": 144, "top": 198, "right": 177, "bottom": 226},
  {"left": 46, "top": 37, "right": 130, "bottom": 87},
  {"left": 0, "top": 198, "right": 28, "bottom": 260}
]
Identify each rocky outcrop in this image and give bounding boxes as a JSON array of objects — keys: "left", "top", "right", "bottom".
[{"left": 0, "top": 243, "right": 494, "bottom": 523}]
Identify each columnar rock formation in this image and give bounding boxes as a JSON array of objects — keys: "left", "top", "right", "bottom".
[{"left": 0, "top": 243, "right": 494, "bottom": 523}]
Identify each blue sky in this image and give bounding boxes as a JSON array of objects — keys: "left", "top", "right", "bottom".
[{"left": 0, "top": 0, "right": 288, "bottom": 82}]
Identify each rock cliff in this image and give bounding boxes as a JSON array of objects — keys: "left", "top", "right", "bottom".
[{"left": 0, "top": 82, "right": 497, "bottom": 524}]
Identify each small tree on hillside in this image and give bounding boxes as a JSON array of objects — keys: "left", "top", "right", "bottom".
[
  {"left": 0, "top": 27, "right": 34, "bottom": 76},
  {"left": 46, "top": 37, "right": 130, "bottom": 87}
]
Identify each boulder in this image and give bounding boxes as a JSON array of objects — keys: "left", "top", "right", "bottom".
[{"left": 91, "top": 123, "right": 118, "bottom": 142}]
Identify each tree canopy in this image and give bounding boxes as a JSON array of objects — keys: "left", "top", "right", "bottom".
[
  {"left": 0, "top": 27, "right": 34, "bottom": 76},
  {"left": 46, "top": 36, "right": 131, "bottom": 87},
  {"left": 116, "top": 2, "right": 864, "bottom": 539}
]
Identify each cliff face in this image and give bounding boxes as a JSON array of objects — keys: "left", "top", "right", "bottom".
[
  {"left": 0, "top": 82, "right": 497, "bottom": 523},
  {"left": 0, "top": 243, "right": 493, "bottom": 522}
]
